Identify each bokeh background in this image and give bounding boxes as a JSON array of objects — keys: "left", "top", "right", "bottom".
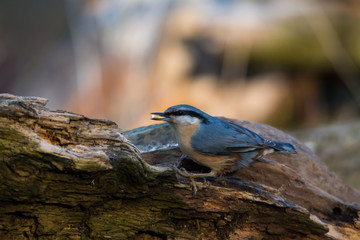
[{"left": 1, "top": 0, "right": 359, "bottom": 188}]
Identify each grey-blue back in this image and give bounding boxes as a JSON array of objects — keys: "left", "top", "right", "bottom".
[{"left": 191, "top": 116, "right": 295, "bottom": 156}]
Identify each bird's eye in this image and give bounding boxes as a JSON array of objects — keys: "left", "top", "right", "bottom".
[{"left": 177, "top": 110, "right": 184, "bottom": 115}]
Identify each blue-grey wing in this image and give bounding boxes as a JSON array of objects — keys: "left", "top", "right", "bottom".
[
  {"left": 227, "top": 122, "right": 294, "bottom": 152},
  {"left": 191, "top": 119, "right": 268, "bottom": 155}
]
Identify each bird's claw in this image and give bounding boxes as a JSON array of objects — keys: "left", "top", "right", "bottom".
[
  {"left": 173, "top": 166, "right": 198, "bottom": 197},
  {"left": 173, "top": 166, "right": 189, "bottom": 177}
]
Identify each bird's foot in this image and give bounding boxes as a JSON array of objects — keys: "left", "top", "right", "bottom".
[
  {"left": 173, "top": 167, "right": 216, "bottom": 197},
  {"left": 189, "top": 174, "right": 198, "bottom": 198},
  {"left": 173, "top": 167, "right": 198, "bottom": 197},
  {"left": 174, "top": 167, "right": 190, "bottom": 177}
]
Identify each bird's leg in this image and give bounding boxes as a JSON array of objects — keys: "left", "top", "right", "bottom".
[
  {"left": 174, "top": 167, "right": 216, "bottom": 197},
  {"left": 175, "top": 167, "right": 216, "bottom": 179},
  {"left": 174, "top": 167, "right": 198, "bottom": 196}
]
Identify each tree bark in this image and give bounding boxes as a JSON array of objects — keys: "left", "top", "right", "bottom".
[{"left": 0, "top": 94, "right": 359, "bottom": 239}]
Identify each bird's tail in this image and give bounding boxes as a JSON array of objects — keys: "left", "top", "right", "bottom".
[{"left": 273, "top": 142, "right": 297, "bottom": 154}]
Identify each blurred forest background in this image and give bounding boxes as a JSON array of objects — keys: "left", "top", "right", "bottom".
[{"left": 0, "top": 1, "right": 359, "bottom": 188}]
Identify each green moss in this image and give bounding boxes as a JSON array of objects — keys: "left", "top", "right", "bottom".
[
  {"left": 87, "top": 196, "right": 191, "bottom": 239},
  {"left": 0, "top": 124, "right": 39, "bottom": 155}
]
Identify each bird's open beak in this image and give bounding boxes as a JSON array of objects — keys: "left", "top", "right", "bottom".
[{"left": 150, "top": 112, "right": 168, "bottom": 121}]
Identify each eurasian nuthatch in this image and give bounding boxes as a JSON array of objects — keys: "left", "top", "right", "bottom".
[{"left": 151, "top": 104, "right": 296, "bottom": 194}]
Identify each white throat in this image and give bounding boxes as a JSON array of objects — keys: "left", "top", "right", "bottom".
[
  {"left": 169, "top": 115, "right": 201, "bottom": 157},
  {"left": 172, "top": 115, "right": 200, "bottom": 125}
]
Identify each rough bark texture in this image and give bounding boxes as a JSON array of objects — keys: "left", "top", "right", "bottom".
[{"left": 0, "top": 94, "right": 359, "bottom": 239}]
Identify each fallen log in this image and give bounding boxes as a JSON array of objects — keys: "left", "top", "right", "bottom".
[{"left": 0, "top": 94, "right": 359, "bottom": 239}]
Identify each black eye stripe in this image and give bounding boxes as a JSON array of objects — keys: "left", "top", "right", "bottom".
[
  {"left": 171, "top": 110, "right": 186, "bottom": 116},
  {"left": 170, "top": 110, "right": 194, "bottom": 116},
  {"left": 167, "top": 110, "right": 209, "bottom": 124}
]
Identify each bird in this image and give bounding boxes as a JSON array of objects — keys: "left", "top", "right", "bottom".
[{"left": 150, "top": 104, "right": 296, "bottom": 195}]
